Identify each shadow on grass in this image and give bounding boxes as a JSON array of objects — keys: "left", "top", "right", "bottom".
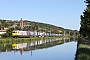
[
  {"left": 75, "top": 38, "right": 90, "bottom": 60},
  {"left": 79, "top": 48, "right": 90, "bottom": 55},
  {"left": 75, "top": 48, "right": 90, "bottom": 60}
]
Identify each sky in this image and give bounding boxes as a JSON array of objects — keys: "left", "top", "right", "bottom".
[{"left": 0, "top": 0, "right": 86, "bottom": 30}]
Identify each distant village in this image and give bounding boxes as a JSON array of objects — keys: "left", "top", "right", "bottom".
[
  {"left": 0, "top": 18, "right": 27, "bottom": 35},
  {"left": 0, "top": 18, "right": 63, "bottom": 35},
  {"left": 0, "top": 18, "right": 78, "bottom": 38}
]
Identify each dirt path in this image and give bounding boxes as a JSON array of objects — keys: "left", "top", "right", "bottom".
[{"left": 81, "top": 37, "right": 90, "bottom": 49}]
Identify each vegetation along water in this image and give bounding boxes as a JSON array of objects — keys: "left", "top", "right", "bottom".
[{"left": 75, "top": 0, "right": 90, "bottom": 60}]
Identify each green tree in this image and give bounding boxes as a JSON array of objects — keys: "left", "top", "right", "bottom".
[
  {"left": 85, "top": 0, "right": 90, "bottom": 7},
  {"left": 15, "top": 26, "right": 21, "bottom": 30},
  {"left": 1, "top": 28, "right": 14, "bottom": 38},
  {"left": 0, "top": 25, "right": 1, "bottom": 30},
  {"left": 80, "top": 0, "right": 90, "bottom": 37},
  {"left": 34, "top": 25, "right": 39, "bottom": 36},
  {"left": 6, "top": 28, "right": 14, "bottom": 37}
]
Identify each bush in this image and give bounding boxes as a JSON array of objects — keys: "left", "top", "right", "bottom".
[
  {"left": 1, "top": 33, "right": 9, "bottom": 38},
  {"left": 78, "top": 54, "right": 90, "bottom": 60}
]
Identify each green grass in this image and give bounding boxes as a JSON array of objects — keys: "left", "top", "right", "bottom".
[
  {"left": 78, "top": 44, "right": 88, "bottom": 49},
  {"left": 0, "top": 36, "right": 74, "bottom": 40},
  {"left": 75, "top": 38, "right": 90, "bottom": 60},
  {"left": 0, "top": 36, "right": 76, "bottom": 45},
  {"left": 0, "top": 36, "right": 58, "bottom": 44}
]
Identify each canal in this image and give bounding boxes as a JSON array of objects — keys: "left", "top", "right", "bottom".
[{"left": 0, "top": 38, "right": 77, "bottom": 60}]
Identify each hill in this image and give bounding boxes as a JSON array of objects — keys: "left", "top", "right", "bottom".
[{"left": 0, "top": 18, "right": 78, "bottom": 35}]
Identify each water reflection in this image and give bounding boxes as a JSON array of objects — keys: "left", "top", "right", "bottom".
[
  {"left": 0, "top": 38, "right": 78, "bottom": 60},
  {"left": 0, "top": 38, "right": 77, "bottom": 56}
]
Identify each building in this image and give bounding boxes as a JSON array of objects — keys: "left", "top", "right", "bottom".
[
  {"left": 0, "top": 30, "right": 6, "bottom": 34},
  {"left": 20, "top": 18, "right": 24, "bottom": 29}
]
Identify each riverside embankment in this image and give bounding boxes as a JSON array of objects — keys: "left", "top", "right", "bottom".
[
  {"left": 0, "top": 36, "right": 75, "bottom": 43},
  {"left": 75, "top": 37, "right": 90, "bottom": 60}
]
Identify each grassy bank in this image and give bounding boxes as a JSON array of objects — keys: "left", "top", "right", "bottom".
[
  {"left": 0, "top": 36, "right": 78, "bottom": 46},
  {"left": 75, "top": 38, "right": 90, "bottom": 60},
  {"left": 0, "top": 37, "right": 55, "bottom": 44},
  {"left": 0, "top": 36, "right": 75, "bottom": 44}
]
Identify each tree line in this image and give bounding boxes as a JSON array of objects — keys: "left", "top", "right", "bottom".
[
  {"left": 0, "top": 19, "right": 78, "bottom": 37},
  {"left": 80, "top": 0, "right": 90, "bottom": 38}
]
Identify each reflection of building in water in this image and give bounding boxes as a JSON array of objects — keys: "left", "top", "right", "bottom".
[
  {"left": 20, "top": 48, "right": 23, "bottom": 56},
  {"left": 13, "top": 48, "right": 23, "bottom": 56},
  {"left": 12, "top": 38, "right": 75, "bottom": 56},
  {"left": 64, "top": 38, "right": 65, "bottom": 43},
  {"left": 12, "top": 43, "right": 27, "bottom": 49},
  {"left": 12, "top": 38, "right": 65, "bottom": 49},
  {"left": 69, "top": 38, "right": 70, "bottom": 42},
  {"left": 31, "top": 49, "right": 32, "bottom": 56},
  {"left": 14, "top": 50, "right": 16, "bottom": 55}
]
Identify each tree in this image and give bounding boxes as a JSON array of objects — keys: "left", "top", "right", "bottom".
[
  {"left": 4, "top": 22, "right": 10, "bottom": 28},
  {"left": 34, "top": 25, "right": 39, "bottom": 36},
  {"left": 52, "top": 30, "right": 59, "bottom": 34},
  {"left": 0, "top": 25, "right": 1, "bottom": 30},
  {"left": 15, "top": 26, "right": 21, "bottom": 30},
  {"left": 80, "top": 0, "right": 90, "bottom": 37},
  {"left": 85, "top": 0, "right": 90, "bottom": 7},
  {"left": 1, "top": 28, "right": 14, "bottom": 37}
]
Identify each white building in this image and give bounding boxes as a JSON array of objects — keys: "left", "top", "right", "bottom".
[{"left": 0, "top": 30, "right": 6, "bottom": 34}]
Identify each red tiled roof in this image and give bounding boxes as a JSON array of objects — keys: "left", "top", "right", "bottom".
[{"left": 0, "top": 30, "right": 6, "bottom": 32}]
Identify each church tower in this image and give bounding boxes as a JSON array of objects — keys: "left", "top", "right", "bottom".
[{"left": 20, "top": 18, "right": 24, "bottom": 29}]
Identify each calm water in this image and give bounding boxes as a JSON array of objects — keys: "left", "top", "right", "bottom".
[{"left": 0, "top": 38, "right": 77, "bottom": 60}]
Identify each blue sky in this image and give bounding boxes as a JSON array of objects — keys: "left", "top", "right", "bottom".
[{"left": 0, "top": 0, "right": 86, "bottom": 30}]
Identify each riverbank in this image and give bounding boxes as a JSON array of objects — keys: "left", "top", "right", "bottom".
[
  {"left": 75, "top": 37, "right": 90, "bottom": 60},
  {"left": 0, "top": 36, "right": 76, "bottom": 44},
  {"left": 0, "top": 36, "right": 74, "bottom": 44}
]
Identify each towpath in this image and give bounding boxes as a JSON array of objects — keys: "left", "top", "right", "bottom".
[{"left": 80, "top": 37, "right": 90, "bottom": 49}]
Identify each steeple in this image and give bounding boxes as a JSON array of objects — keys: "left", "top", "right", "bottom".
[
  {"left": 20, "top": 18, "right": 24, "bottom": 29},
  {"left": 21, "top": 18, "right": 22, "bottom": 21}
]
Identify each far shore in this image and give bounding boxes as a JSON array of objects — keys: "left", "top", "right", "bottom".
[
  {"left": 0, "top": 36, "right": 77, "bottom": 43},
  {"left": 0, "top": 36, "right": 76, "bottom": 40}
]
